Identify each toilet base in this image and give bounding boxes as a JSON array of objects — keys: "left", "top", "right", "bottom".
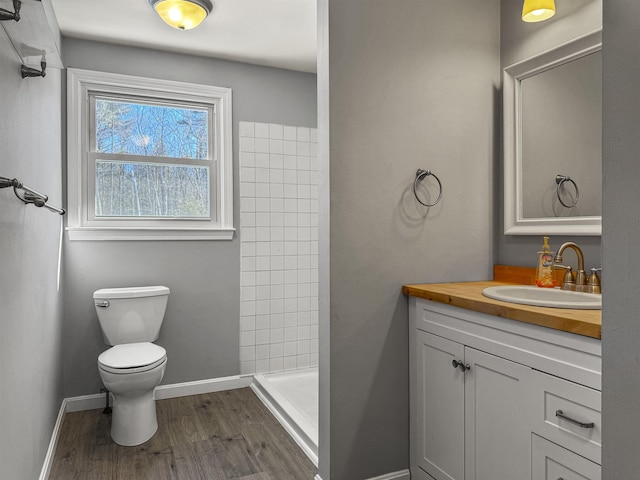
[{"left": 110, "top": 390, "right": 158, "bottom": 446}]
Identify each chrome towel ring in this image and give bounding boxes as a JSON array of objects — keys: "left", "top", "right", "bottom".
[
  {"left": 413, "top": 169, "right": 442, "bottom": 207},
  {"left": 555, "top": 174, "right": 579, "bottom": 208}
]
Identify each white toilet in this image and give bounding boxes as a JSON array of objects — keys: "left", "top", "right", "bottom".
[{"left": 94, "top": 285, "right": 170, "bottom": 446}]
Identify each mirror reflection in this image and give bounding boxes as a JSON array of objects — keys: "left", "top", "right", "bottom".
[{"left": 520, "top": 51, "right": 602, "bottom": 219}]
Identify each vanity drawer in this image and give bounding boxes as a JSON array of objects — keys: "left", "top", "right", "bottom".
[
  {"left": 532, "top": 434, "right": 600, "bottom": 480},
  {"left": 530, "top": 370, "right": 601, "bottom": 464}
]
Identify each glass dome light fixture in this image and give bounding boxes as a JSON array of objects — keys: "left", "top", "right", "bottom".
[
  {"left": 149, "top": 0, "right": 213, "bottom": 30},
  {"left": 522, "top": 0, "right": 556, "bottom": 22}
]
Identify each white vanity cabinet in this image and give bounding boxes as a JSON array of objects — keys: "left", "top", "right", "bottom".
[{"left": 409, "top": 297, "right": 601, "bottom": 480}]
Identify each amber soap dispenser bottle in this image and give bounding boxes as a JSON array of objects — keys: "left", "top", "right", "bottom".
[{"left": 536, "top": 236, "right": 556, "bottom": 288}]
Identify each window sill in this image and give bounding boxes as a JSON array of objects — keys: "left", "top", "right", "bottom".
[{"left": 66, "top": 227, "right": 235, "bottom": 241}]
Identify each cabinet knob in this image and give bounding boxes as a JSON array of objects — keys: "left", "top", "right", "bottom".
[{"left": 451, "top": 359, "right": 470, "bottom": 372}]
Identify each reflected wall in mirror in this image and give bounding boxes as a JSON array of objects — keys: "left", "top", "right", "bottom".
[{"left": 504, "top": 30, "right": 602, "bottom": 235}]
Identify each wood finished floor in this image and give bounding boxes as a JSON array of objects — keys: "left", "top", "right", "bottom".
[{"left": 49, "top": 388, "right": 317, "bottom": 480}]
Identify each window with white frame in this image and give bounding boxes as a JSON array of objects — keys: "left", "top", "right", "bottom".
[{"left": 67, "top": 68, "right": 234, "bottom": 240}]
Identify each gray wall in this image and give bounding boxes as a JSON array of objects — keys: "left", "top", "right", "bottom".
[
  {"left": 498, "top": 0, "right": 603, "bottom": 269},
  {"left": 62, "top": 38, "right": 317, "bottom": 397},
  {"left": 0, "top": 30, "right": 64, "bottom": 480},
  {"left": 602, "top": 1, "right": 640, "bottom": 477},
  {"left": 320, "top": 1, "right": 499, "bottom": 478}
]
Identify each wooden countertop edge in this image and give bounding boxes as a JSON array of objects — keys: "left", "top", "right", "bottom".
[{"left": 402, "top": 282, "right": 601, "bottom": 340}]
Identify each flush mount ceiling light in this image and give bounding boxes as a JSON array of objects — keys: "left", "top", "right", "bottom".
[
  {"left": 522, "top": 0, "right": 556, "bottom": 22},
  {"left": 149, "top": 0, "right": 213, "bottom": 30}
]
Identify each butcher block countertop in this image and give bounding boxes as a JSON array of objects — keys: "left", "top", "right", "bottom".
[{"left": 402, "top": 265, "right": 601, "bottom": 339}]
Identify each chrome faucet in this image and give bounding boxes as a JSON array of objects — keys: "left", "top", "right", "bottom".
[{"left": 555, "top": 242, "right": 587, "bottom": 292}]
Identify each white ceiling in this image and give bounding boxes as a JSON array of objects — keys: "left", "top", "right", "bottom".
[{"left": 50, "top": 0, "right": 317, "bottom": 73}]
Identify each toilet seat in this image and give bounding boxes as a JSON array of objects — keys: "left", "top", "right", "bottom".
[{"left": 98, "top": 342, "right": 166, "bottom": 374}]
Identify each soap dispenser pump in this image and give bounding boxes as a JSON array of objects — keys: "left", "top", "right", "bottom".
[{"left": 536, "top": 236, "right": 556, "bottom": 288}]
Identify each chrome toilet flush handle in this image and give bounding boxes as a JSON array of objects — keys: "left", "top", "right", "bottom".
[{"left": 96, "top": 300, "right": 110, "bottom": 308}]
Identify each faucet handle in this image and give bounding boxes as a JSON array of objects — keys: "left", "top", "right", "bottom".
[
  {"left": 554, "top": 264, "right": 576, "bottom": 291},
  {"left": 587, "top": 268, "right": 602, "bottom": 294}
]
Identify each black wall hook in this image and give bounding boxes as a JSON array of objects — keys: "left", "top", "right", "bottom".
[{"left": 21, "top": 61, "right": 46, "bottom": 79}]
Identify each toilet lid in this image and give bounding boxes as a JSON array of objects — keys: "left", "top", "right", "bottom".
[{"left": 98, "top": 342, "right": 166, "bottom": 370}]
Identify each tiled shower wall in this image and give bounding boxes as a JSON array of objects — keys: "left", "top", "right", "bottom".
[{"left": 238, "top": 122, "right": 319, "bottom": 374}]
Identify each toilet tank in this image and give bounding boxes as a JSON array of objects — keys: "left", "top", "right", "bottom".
[{"left": 94, "top": 286, "right": 170, "bottom": 345}]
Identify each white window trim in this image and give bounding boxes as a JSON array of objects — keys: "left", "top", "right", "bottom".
[{"left": 67, "top": 68, "right": 234, "bottom": 241}]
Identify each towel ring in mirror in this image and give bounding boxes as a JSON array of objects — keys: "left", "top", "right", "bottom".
[
  {"left": 413, "top": 169, "right": 442, "bottom": 207},
  {"left": 556, "top": 174, "right": 579, "bottom": 208}
]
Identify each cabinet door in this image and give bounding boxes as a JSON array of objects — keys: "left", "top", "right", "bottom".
[
  {"left": 464, "top": 347, "right": 531, "bottom": 480},
  {"left": 414, "top": 330, "right": 465, "bottom": 480},
  {"left": 532, "top": 434, "right": 601, "bottom": 480}
]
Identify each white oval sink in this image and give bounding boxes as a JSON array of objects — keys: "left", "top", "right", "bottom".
[{"left": 482, "top": 285, "right": 601, "bottom": 310}]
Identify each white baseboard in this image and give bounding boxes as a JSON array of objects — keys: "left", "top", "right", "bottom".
[
  {"left": 314, "top": 470, "right": 410, "bottom": 480},
  {"left": 38, "top": 398, "right": 67, "bottom": 480},
  {"left": 64, "top": 374, "right": 253, "bottom": 413},
  {"left": 367, "top": 469, "right": 411, "bottom": 480}
]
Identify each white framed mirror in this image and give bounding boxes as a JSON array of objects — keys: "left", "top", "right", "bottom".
[{"left": 503, "top": 30, "right": 602, "bottom": 236}]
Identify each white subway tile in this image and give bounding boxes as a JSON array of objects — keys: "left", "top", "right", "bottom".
[
  {"left": 310, "top": 128, "right": 318, "bottom": 142},
  {"left": 283, "top": 356, "right": 297, "bottom": 370},
  {"left": 298, "top": 283, "right": 311, "bottom": 298},
  {"left": 270, "top": 313, "right": 284, "bottom": 328},
  {"left": 256, "top": 299, "right": 270, "bottom": 315},
  {"left": 240, "top": 198, "right": 256, "bottom": 213},
  {"left": 284, "top": 312, "right": 298, "bottom": 327},
  {"left": 240, "top": 345, "right": 256, "bottom": 361},
  {"left": 240, "top": 212, "right": 256, "bottom": 227},
  {"left": 240, "top": 182, "right": 256, "bottom": 198},
  {"left": 270, "top": 154, "right": 284, "bottom": 169},
  {"left": 256, "top": 256, "right": 270, "bottom": 271},
  {"left": 284, "top": 297, "right": 298, "bottom": 313},
  {"left": 255, "top": 152, "right": 270, "bottom": 169},
  {"left": 269, "top": 123, "right": 284, "bottom": 140},
  {"left": 269, "top": 169, "right": 284, "bottom": 184},
  {"left": 239, "top": 136, "right": 255, "bottom": 152},
  {"left": 256, "top": 329, "right": 270, "bottom": 345},
  {"left": 269, "top": 357, "right": 284, "bottom": 372},
  {"left": 298, "top": 297, "right": 311, "bottom": 312},
  {"left": 256, "top": 359, "right": 270, "bottom": 373},
  {"left": 284, "top": 140, "right": 297, "bottom": 155},
  {"left": 240, "top": 330, "right": 255, "bottom": 346},
  {"left": 298, "top": 171, "right": 311, "bottom": 185},
  {"left": 270, "top": 241, "right": 284, "bottom": 255},
  {"left": 297, "top": 310, "right": 310, "bottom": 325},
  {"left": 270, "top": 298, "right": 284, "bottom": 314},
  {"left": 284, "top": 326, "right": 297, "bottom": 342},
  {"left": 297, "top": 340, "right": 310, "bottom": 354},
  {"left": 256, "top": 271, "right": 270, "bottom": 285},
  {"left": 284, "top": 255, "right": 298, "bottom": 270},
  {"left": 297, "top": 141, "right": 310, "bottom": 156},
  {"left": 283, "top": 126, "right": 297, "bottom": 141},
  {"left": 256, "top": 226, "right": 270, "bottom": 242},
  {"left": 256, "top": 285, "right": 270, "bottom": 300},
  {"left": 309, "top": 143, "right": 318, "bottom": 156},
  {"left": 270, "top": 198, "right": 284, "bottom": 213},
  {"left": 310, "top": 241, "right": 318, "bottom": 255},
  {"left": 241, "top": 271, "right": 256, "bottom": 287},
  {"left": 283, "top": 169, "right": 297, "bottom": 185},
  {"left": 270, "top": 226, "right": 284, "bottom": 242},
  {"left": 241, "top": 361, "right": 255, "bottom": 375},
  {"left": 241, "top": 286, "right": 256, "bottom": 301},
  {"left": 284, "top": 198, "right": 298, "bottom": 212},
  {"left": 240, "top": 151, "right": 255, "bottom": 167},
  {"left": 240, "top": 167, "right": 255, "bottom": 182},
  {"left": 270, "top": 139, "right": 284, "bottom": 154},
  {"left": 239, "top": 121, "right": 255, "bottom": 137},
  {"left": 240, "top": 316, "right": 256, "bottom": 332},
  {"left": 284, "top": 270, "right": 298, "bottom": 285},
  {"left": 241, "top": 256, "right": 256, "bottom": 272},
  {"left": 256, "top": 344, "right": 270, "bottom": 360},
  {"left": 297, "top": 127, "right": 310, "bottom": 142},
  {"left": 270, "top": 330, "right": 284, "bottom": 345},
  {"left": 271, "top": 285, "right": 284, "bottom": 300},
  {"left": 298, "top": 185, "right": 311, "bottom": 199},
  {"left": 270, "top": 212, "right": 284, "bottom": 227},
  {"left": 256, "top": 314, "right": 270, "bottom": 330},
  {"left": 283, "top": 155, "right": 297, "bottom": 170},
  {"left": 255, "top": 122, "right": 269, "bottom": 138},
  {"left": 256, "top": 242, "right": 270, "bottom": 256},
  {"left": 284, "top": 342, "right": 297, "bottom": 356},
  {"left": 241, "top": 301, "right": 256, "bottom": 316},
  {"left": 297, "top": 354, "right": 310, "bottom": 369},
  {"left": 270, "top": 256, "right": 284, "bottom": 271},
  {"left": 298, "top": 199, "right": 311, "bottom": 212},
  {"left": 270, "top": 270, "right": 284, "bottom": 285},
  {"left": 297, "top": 156, "right": 310, "bottom": 171},
  {"left": 255, "top": 212, "right": 269, "bottom": 227}
]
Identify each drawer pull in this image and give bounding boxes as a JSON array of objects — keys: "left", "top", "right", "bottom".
[
  {"left": 451, "top": 359, "right": 470, "bottom": 372},
  {"left": 555, "top": 409, "right": 595, "bottom": 429}
]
